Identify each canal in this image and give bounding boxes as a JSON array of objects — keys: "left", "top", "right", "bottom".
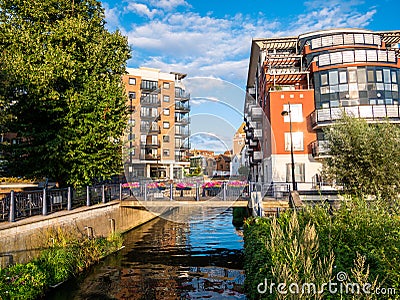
[{"left": 46, "top": 207, "right": 246, "bottom": 299}]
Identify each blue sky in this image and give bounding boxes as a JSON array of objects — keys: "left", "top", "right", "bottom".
[{"left": 101, "top": 0, "right": 399, "bottom": 152}]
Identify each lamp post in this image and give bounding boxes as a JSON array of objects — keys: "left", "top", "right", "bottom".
[{"left": 281, "top": 102, "right": 297, "bottom": 191}]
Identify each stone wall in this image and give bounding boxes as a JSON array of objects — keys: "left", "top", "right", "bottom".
[{"left": 0, "top": 201, "right": 167, "bottom": 267}]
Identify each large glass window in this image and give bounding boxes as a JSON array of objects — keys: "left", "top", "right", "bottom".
[
  {"left": 339, "top": 71, "right": 347, "bottom": 83},
  {"left": 329, "top": 71, "right": 338, "bottom": 85},
  {"left": 283, "top": 104, "right": 303, "bottom": 122},
  {"left": 321, "top": 74, "right": 328, "bottom": 85},
  {"left": 286, "top": 163, "right": 305, "bottom": 183},
  {"left": 284, "top": 132, "right": 304, "bottom": 151}
]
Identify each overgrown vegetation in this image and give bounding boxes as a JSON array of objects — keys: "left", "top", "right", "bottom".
[
  {"left": 323, "top": 114, "right": 400, "bottom": 202},
  {"left": 0, "top": 228, "right": 123, "bottom": 300},
  {"left": 244, "top": 199, "right": 400, "bottom": 299}
]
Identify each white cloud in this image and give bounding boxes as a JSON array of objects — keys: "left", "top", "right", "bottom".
[
  {"left": 126, "top": 3, "right": 160, "bottom": 19},
  {"left": 107, "top": 1, "right": 377, "bottom": 86},
  {"left": 103, "top": 3, "right": 122, "bottom": 30},
  {"left": 149, "top": 0, "right": 190, "bottom": 11}
]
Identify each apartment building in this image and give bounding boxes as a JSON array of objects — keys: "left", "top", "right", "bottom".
[
  {"left": 244, "top": 28, "right": 400, "bottom": 190},
  {"left": 122, "top": 67, "right": 190, "bottom": 180}
]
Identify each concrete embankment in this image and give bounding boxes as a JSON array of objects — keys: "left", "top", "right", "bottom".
[{"left": 0, "top": 201, "right": 167, "bottom": 268}]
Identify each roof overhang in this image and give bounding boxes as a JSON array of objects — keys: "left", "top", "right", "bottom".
[{"left": 246, "top": 37, "right": 297, "bottom": 89}]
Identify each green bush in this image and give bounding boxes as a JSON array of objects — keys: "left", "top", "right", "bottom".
[
  {"left": 244, "top": 199, "right": 400, "bottom": 299},
  {"left": 0, "top": 231, "right": 123, "bottom": 299}
]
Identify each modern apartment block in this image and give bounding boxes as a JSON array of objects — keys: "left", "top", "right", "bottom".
[
  {"left": 122, "top": 67, "right": 190, "bottom": 180},
  {"left": 244, "top": 28, "right": 400, "bottom": 190}
]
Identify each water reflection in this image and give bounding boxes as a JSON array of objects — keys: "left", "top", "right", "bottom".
[{"left": 47, "top": 207, "right": 246, "bottom": 299}]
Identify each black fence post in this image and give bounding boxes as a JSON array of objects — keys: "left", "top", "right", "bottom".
[
  {"left": 42, "top": 188, "right": 47, "bottom": 216},
  {"left": 195, "top": 183, "right": 199, "bottom": 201},
  {"left": 169, "top": 183, "right": 173, "bottom": 201},
  {"left": 9, "top": 190, "right": 15, "bottom": 222},
  {"left": 67, "top": 187, "right": 72, "bottom": 211}
]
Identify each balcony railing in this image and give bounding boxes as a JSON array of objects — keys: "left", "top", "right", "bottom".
[
  {"left": 139, "top": 154, "right": 160, "bottom": 160},
  {"left": 140, "top": 113, "right": 158, "bottom": 120},
  {"left": 140, "top": 141, "right": 160, "bottom": 149},
  {"left": 175, "top": 117, "right": 190, "bottom": 124},
  {"left": 175, "top": 103, "right": 190, "bottom": 112},
  {"left": 310, "top": 140, "right": 330, "bottom": 158},
  {"left": 140, "top": 97, "right": 161, "bottom": 107},
  {"left": 175, "top": 91, "right": 190, "bottom": 100},
  {"left": 311, "top": 105, "right": 400, "bottom": 128},
  {"left": 175, "top": 130, "right": 190, "bottom": 137}
]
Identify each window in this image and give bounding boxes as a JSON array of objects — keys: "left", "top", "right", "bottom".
[
  {"left": 285, "top": 132, "right": 304, "bottom": 151},
  {"left": 163, "top": 108, "right": 170, "bottom": 116},
  {"left": 163, "top": 122, "right": 170, "bottom": 129},
  {"left": 128, "top": 91, "right": 136, "bottom": 99},
  {"left": 283, "top": 104, "right": 303, "bottom": 122},
  {"left": 163, "top": 149, "right": 170, "bottom": 156},
  {"left": 129, "top": 78, "right": 136, "bottom": 85},
  {"left": 163, "top": 135, "right": 170, "bottom": 143},
  {"left": 163, "top": 95, "right": 170, "bottom": 102},
  {"left": 286, "top": 163, "right": 305, "bottom": 183},
  {"left": 163, "top": 82, "right": 170, "bottom": 89},
  {"left": 376, "top": 70, "right": 383, "bottom": 82},
  {"left": 141, "top": 80, "right": 158, "bottom": 90},
  {"left": 329, "top": 71, "right": 338, "bottom": 85},
  {"left": 339, "top": 71, "right": 347, "bottom": 84},
  {"left": 321, "top": 73, "right": 328, "bottom": 85}
]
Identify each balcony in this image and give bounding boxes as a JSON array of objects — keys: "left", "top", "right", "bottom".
[
  {"left": 175, "top": 91, "right": 190, "bottom": 100},
  {"left": 175, "top": 130, "right": 190, "bottom": 137},
  {"left": 140, "top": 141, "right": 160, "bottom": 149},
  {"left": 175, "top": 117, "right": 190, "bottom": 125},
  {"left": 177, "top": 143, "right": 190, "bottom": 150},
  {"left": 246, "top": 105, "right": 263, "bottom": 120},
  {"left": 311, "top": 140, "right": 330, "bottom": 159},
  {"left": 148, "top": 126, "right": 161, "bottom": 134},
  {"left": 140, "top": 97, "right": 161, "bottom": 107},
  {"left": 140, "top": 113, "right": 158, "bottom": 120},
  {"left": 140, "top": 154, "right": 160, "bottom": 160},
  {"left": 310, "top": 105, "right": 400, "bottom": 128},
  {"left": 140, "top": 81, "right": 159, "bottom": 91},
  {"left": 175, "top": 155, "right": 189, "bottom": 162},
  {"left": 175, "top": 102, "right": 190, "bottom": 112}
]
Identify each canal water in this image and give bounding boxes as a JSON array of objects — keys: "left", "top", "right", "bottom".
[{"left": 46, "top": 207, "right": 246, "bottom": 299}]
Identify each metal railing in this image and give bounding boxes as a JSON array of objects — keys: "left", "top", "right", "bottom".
[
  {"left": 310, "top": 104, "right": 400, "bottom": 128},
  {"left": 0, "top": 183, "right": 126, "bottom": 223},
  {"left": 121, "top": 179, "right": 251, "bottom": 202}
]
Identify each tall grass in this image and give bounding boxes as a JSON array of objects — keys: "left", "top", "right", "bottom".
[
  {"left": 0, "top": 228, "right": 123, "bottom": 300},
  {"left": 244, "top": 198, "right": 400, "bottom": 299}
]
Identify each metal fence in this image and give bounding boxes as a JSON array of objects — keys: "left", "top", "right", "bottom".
[
  {"left": 0, "top": 183, "right": 125, "bottom": 223},
  {"left": 121, "top": 179, "right": 251, "bottom": 202}
]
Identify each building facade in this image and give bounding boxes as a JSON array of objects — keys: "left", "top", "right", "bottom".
[
  {"left": 245, "top": 28, "right": 400, "bottom": 190},
  {"left": 123, "top": 67, "right": 190, "bottom": 180}
]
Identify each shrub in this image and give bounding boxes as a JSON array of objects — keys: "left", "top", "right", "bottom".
[
  {"left": 244, "top": 198, "right": 400, "bottom": 299},
  {"left": 0, "top": 229, "right": 123, "bottom": 299}
]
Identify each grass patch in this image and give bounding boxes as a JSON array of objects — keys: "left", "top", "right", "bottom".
[
  {"left": 244, "top": 198, "right": 400, "bottom": 299},
  {"left": 0, "top": 228, "right": 123, "bottom": 300}
]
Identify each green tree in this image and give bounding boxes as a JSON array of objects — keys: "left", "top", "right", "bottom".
[
  {"left": 0, "top": 0, "right": 130, "bottom": 187},
  {"left": 323, "top": 113, "right": 400, "bottom": 201}
]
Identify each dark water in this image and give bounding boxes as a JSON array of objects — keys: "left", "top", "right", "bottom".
[{"left": 46, "top": 208, "right": 246, "bottom": 299}]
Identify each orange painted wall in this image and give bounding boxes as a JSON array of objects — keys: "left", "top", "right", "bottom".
[{"left": 268, "top": 90, "right": 316, "bottom": 155}]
